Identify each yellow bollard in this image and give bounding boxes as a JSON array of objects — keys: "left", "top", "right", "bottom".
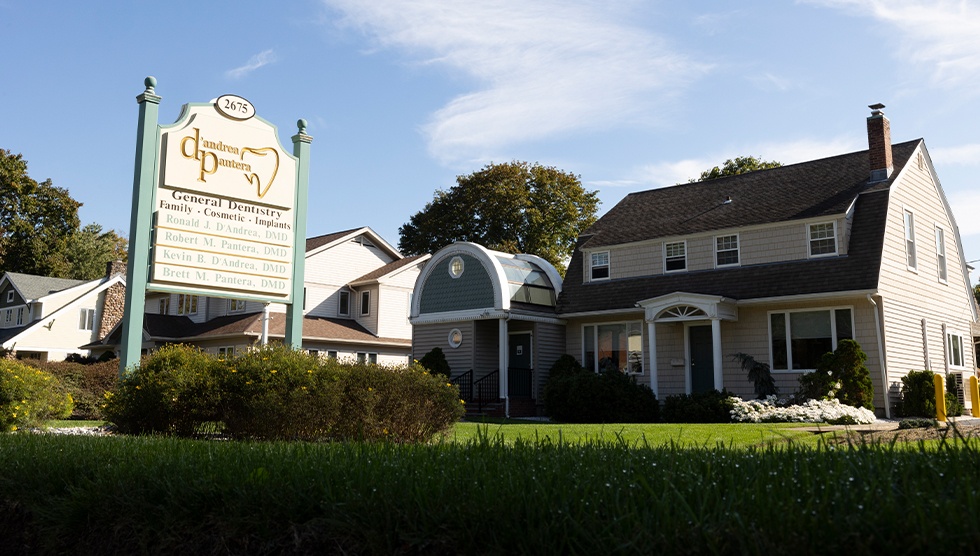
[
  {"left": 970, "top": 376, "right": 980, "bottom": 419},
  {"left": 934, "top": 373, "right": 946, "bottom": 422}
]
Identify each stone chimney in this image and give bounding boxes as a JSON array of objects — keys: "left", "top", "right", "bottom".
[
  {"left": 98, "top": 260, "right": 127, "bottom": 339},
  {"left": 867, "top": 103, "right": 892, "bottom": 182}
]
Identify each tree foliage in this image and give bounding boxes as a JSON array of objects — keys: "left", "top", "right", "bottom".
[
  {"left": 0, "top": 149, "right": 125, "bottom": 278},
  {"left": 694, "top": 155, "right": 782, "bottom": 182},
  {"left": 398, "top": 161, "right": 599, "bottom": 274}
]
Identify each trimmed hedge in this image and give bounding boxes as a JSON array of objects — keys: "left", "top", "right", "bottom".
[
  {"left": 661, "top": 390, "right": 735, "bottom": 423},
  {"left": 24, "top": 360, "right": 118, "bottom": 420},
  {"left": 544, "top": 356, "right": 658, "bottom": 423}
]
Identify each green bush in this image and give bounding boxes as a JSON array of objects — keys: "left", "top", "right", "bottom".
[
  {"left": 945, "top": 375, "right": 965, "bottom": 418},
  {"left": 26, "top": 359, "right": 118, "bottom": 419},
  {"left": 418, "top": 347, "right": 451, "bottom": 379},
  {"left": 899, "top": 370, "right": 937, "bottom": 418},
  {"left": 544, "top": 361, "right": 658, "bottom": 423},
  {"left": 0, "top": 359, "right": 73, "bottom": 431},
  {"left": 103, "top": 344, "right": 223, "bottom": 435},
  {"left": 661, "top": 390, "right": 735, "bottom": 423},
  {"left": 796, "top": 339, "right": 874, "bottom": 410}
]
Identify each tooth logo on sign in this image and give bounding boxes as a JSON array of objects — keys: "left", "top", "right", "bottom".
[{"left": 241, "top": 147, "right": 279, "bottom": 199}]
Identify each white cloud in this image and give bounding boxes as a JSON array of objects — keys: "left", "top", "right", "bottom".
[
  {"left": 947, "top": 190, "right": 980, "bottom": 237},
  {"left": 225, "top": 49, "right": 277, "bottom": 79},
  {"left": 322, "top": 0, "right": 709, "bottom": 164},
  {"left": 803, "top": 0, "right": 980, "bottom": 88},
  {"left": 931, "top": 143, "right": 980, "bottom": 166}
]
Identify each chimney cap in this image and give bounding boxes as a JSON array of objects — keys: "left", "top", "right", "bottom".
[{"left": 869, "top": 103, "right": 886, "bottom": 116}]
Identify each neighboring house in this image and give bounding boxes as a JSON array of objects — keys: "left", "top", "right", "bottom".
[
  {"left": 410, "top": 243, "right": 565, "bottom": 416},
  {"left": 87, "top": 227, "right": 428, "bottom": 365},
  {"left": 0, "top": 263, "right": 127, "bottom": 361},
  {"left": 558, "top": 105, "right": 977, "bottom": 418}
]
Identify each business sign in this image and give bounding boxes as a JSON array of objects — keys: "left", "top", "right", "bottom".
[{"left": 149, "top": 96, "right": 298, "bottom": 301}]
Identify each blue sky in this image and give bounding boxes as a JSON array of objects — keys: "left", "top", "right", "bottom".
[{"left": 2, "top": 1, "right": 979, "bottom": 283}]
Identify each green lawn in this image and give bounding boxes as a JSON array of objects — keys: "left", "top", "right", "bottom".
[{"left": 449, "top": 420, "right": 825, "bottom": 448}]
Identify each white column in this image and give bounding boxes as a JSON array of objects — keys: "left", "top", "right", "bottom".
[
  {"left": 647, "top": 321, "right": 659, "bottom": 398},
  {"left": 261, "top": 303, "right": 271, "bottom": 346},
  {"left": 711, "top": 318, "right": 723, "bottom": 391},
  {"left": 499, "top": 318, "right": 509, "bottom": 417}
]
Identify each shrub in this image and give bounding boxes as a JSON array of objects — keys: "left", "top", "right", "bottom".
[
  {"left": 661, "top": 390, "right": 735, "bottom": 423},
  {"left": 899, "top": 370, "right": 937, "bottom": 418},
  {"left": 103, "top": 344, "right": 223, "bottom": 435},
  {"left": 25, "top": 359, "right": 118, "bottom": 419},
  {"left": 730, "top": 396, "right": 876, "bottom": 424},
  {"left": 945, "top": 375, "right": 965, "bottom": 418},
  {"left": 418, "top": 347, "right": 451, "bottom": 379},
  {"left": 0, "top": 359, "right": 73, "bottom": 431},
  {"left": 898, "top": 418, "right": 937, "bottom": 430},
  {"left": 796, "top": 339, "right": 874, "bottom": 410},
  {"left": 732, "top": 353, "right": 777, "bottom": 399},
  {"left": 544, "top": 364, "right": 658, "bottom": 423}
]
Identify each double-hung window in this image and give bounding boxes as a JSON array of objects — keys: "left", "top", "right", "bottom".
[
  {"left": 229, "top": 299, "right": 246, "bottom": 313},
  {"left": 808, "top": 222, "right": 837, "bottom": 257},
  {"left": 15, "top": 307, "right": 24, "bottom": 326},
  {"left": 79, "top": 308, "right": 95, "bottom": 331},
  {"left": 4, "top": 309, "right": 11, "bottom": 324},
  {"left": 582, "top": 322, "right": 643, "bottom": 374},
  {"left": 948, "top": 333, "right": 965, "bottom": 367},
  {"left": 770, "top": 308, "right": 853, "bottom": 371},
  {"left": 715, "top": 235, "right": 739, "bottom": 267},
  {"left": 159, "top": 297, "right": 170, "bottom": 315},
  {"left": 590, "top": 251, "right": 610, "bottom": 281},
  {"left": 935, "top": 226, "right": 947, "bottom": 283},
  {"left": 664, "top": 241, "right": 686, "bottom": 272},
  {"left": 177, "top": 294, "right": 198, "bottom": 316},
  {"left": 904, "top": 209, "right": 917, "bottom": 270},
  {"left": 360, "top": 291, "right": 371, "bottom": 316},
  {"left": 338, "top": 291, "right": 350, "bottom": 316}
]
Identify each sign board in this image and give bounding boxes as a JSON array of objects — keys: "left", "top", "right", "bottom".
[{"left": 149, "top": 96, "right": 298, "bottom": 302}]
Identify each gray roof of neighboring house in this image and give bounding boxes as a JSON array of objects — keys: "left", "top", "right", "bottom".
[
  {"left": 351, "top": 254, "right": 428, "bottom": 284},
  {"left": 558, "top": 141, "right": 919, "bottom": 315},
  {"left": 4, "top": 272, "right": 87, "bottom": 300},
  {"left": 305, "top": 228, "right": 363, "bottom": 252}
]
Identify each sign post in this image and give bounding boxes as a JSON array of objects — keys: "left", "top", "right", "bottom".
[{"left": 120, "top": 77, "right": 310, "bottom": 374}]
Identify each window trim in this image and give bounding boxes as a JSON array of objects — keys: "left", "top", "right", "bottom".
[
  {"left": 360, "top": 290, "right": 371, "bottom": 316},
  {"left": 590, "top": 251, "right": 610, "bottom": 281},
  {"left": 714, "top": 234, "right": 740, "bottom": 268},
  {"left": 15, "top": 307, "right": 24, "bottom": 326},
  {"left": 663, "top": 240, "right": 687, "bottom": 273},
  {"left": 177, "top": 294, "right": 198, "bottom": 316},
  {"left": 807, "top": 221, "right": 838, "bottom": 258},
  {"left": 948, "top": 331, "right": 966, "bottom": 368},
  {"left": 78, "top": 308, "right": 95, "bottom": 331},
  {"left": 768, "top": 306, "right": 854, "bottom": 373},
  {"left": 338, "top": 290, "right": 350, "bottom": 317},
  {"left": 935, "top": 224, "right": 947, "bottom": 284},
  {"left": 904, "top": 208, "right": 917, "bottom": 271},
  {"left": 229, "top": 299, "right": 246, "bottom": 313},
  {"left": 581, "top": 320, "right": 645, "bottom": 375}
]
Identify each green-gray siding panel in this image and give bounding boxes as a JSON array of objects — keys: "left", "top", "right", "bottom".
[{"left": 419, "top": 254, "right": 495, "bottom": 313}]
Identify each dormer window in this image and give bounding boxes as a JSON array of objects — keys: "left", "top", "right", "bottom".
[
  {"left": 5, "top": 291, "right": 13, "bottom": 303},
  {"left": 664, "top": 241, "right": 686, "bottom": 272},
  {"left": 590, "top": 251, "right": 610, "bottom": 281},
  {"left": 808, "top": 222, "right": 837, "bottom": 257}
]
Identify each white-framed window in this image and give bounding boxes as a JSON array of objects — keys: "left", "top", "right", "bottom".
[
  {"left": 590, "top": 251, "right": 610, "bottom": 281},
  {"left": 78, "top": 308, "right": 95, "bottom": 331},
  {"left": 715, "top": 234, "right": 739, "bottom": 267},
  {"left": 935, "top": 226, "right": 947, "bottom": 283},
  {"left": 159, "top": 297, "right": 170, "bottom": 315},
  {"left": 808, "top": 222, "right": 837, "bottom": 257},
  {"left": 327, "top": 350, "right": 338, "bottom": 359},
  {"left": 218, "top": 346, "right": 235, "bottom": 357},
  {"left": 449, "top": 256, "right": 465, "bottom": 279},
  {"left": 16, "top": 307, "right": 24, "bottom": 326},
  {"left": 448, "top": 328, "right": 463, "bottom": 349},
  {"left": 357, "top": 352, "right": 378, "bottom": 364},
  {"left": 769, "top": 307, "right": 853, "bottom": 371},
  {"left": 582, "top": 321, "right": 644, "bottom": 374},
  {"left": 229, "top": 299, "right": 246, "bottom": 313},
  {"left": 5, "top": 291, "right": 13, "bottom": 303},
  {"left": 664, "top": 241, "right": 686, "bottom": 272},
  {"left": 360, "top": 291, "right": 371, "bottom": 316},
  {"left": 948, "top": 332, "right": 965, "bottom": 368},
  {"left": 4, "top": 309, "right": 11, "bottom": 323},
  {"left": 904, "top": 209, "right": 917, "bottom": 270},
  {"left": 338, "top": 291, "right": 350, "bottom": 316},
  {"left": 177, "top": 294, "right": 198, "bottom": 316}
]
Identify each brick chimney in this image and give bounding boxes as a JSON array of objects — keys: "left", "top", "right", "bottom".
[
  {"left": 867, "top": 103, "right": 892, "bottom": 182},
  {"left": 98, "top": 260, "right": 127, "bottom": 339}
]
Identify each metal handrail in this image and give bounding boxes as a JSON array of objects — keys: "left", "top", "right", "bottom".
[
  {"left": 474, "top": 370, "right": 500, "bottom": 414},
  {"left": 450, "top": 370, "right": 473, "bottom": 402}
]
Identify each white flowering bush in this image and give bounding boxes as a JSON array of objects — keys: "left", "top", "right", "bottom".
[{"left": 729, "top": 395, "right": 876, "bottom": 425}]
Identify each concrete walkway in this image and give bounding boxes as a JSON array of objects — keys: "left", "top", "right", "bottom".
[{"left": 798, "top": 415, "right": 980, "bottom": 433}]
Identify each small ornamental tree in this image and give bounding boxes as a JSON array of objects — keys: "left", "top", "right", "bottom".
[
  {"left": 418, "top": 347, "right": 452, "bottom": 379},
  {"left": 732, "top": 353, "right": 777, "bottom": 399}
]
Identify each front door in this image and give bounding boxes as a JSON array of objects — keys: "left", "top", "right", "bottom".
[
  {"left": 508, "top": 332, "right": 532, "bottom": 397},
  {"left": 689, "top": 325, "right": 714, "bottom": 394}
]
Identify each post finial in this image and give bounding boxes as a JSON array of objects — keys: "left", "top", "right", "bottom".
[
  {"left": 297, "top": 119, "right": 308, "bottom": 135},
  {"left": 144, "top": 76, "right": 157, "bottom": 94}
]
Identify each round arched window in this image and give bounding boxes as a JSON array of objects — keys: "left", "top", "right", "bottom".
[
  {"left": 448, "top": 328, "right": 463, "bottom": 348},
  {"left": 449, "top": 256, "right": 465, "bottom": 279}
]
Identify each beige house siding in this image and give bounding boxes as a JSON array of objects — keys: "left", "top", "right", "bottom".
[{"left": 876, "top": 150, "right": 976, "bottom": 408}]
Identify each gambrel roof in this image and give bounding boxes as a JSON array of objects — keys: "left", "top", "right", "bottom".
[{"left": 559, "top": 140, "right": 921, "bottom": 315}]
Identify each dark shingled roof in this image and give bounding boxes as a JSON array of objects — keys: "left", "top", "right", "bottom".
[
  {"left": 305, "top": 228, "right": 362, "bottom": 252},
  {"left": 351, "top": 254, "right": 428, "bottom": 284},
  {"left": 580, "top": 140, "right": 919, "bottom": 249},
  {"left": 558, "top": 140, "right": 919, "bottom": 315}
]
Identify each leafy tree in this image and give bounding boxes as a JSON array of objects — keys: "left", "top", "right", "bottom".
[
  {"left": 694, "top": 156, "right": 782, "bottom": 181},
  {"left": 974, "top": 283, "right": 979, "bottom": 306},
  {"left": 65, "top": 224, "right": 128, "bottom": 280},
  {"left": 1, "top": 149, "right": 124, "bottom": 279},
  {"left": 399, "top": 161, "right": 600, "bottom": 275},
  {"left": 1, "top": 149, "right": 80, "bottom": 277}
]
